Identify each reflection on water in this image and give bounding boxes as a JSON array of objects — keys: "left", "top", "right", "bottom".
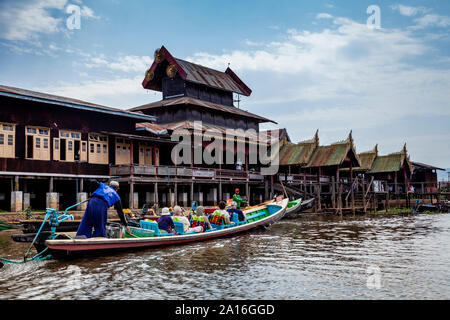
[{"left": 1, "top": 213, "right": 449, "bottom": 299}]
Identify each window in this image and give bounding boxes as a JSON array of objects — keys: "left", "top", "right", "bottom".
[
  {"left": 68, "top": 140, "right": 73, "bottom": 151},
  {"left": 82, "top": 142, "right": 86, "bottom": 152},
  {"left": 115, "top": 137, "right": 131, "bottom": 165},
  {"left": 55, "top": 139, "right": 59, "bottom": 150},
  {"left": 26, "top": 126, "right": 50, "bottom": 160},
  {"left": 0, "top": 123, "right": 15, "bottom": 159},
  {"left": 88, "top": 134, "right": 108, "bottom": 164}
]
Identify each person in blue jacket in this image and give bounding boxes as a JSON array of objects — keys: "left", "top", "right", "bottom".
[{"left": 76, "top": 180, "right": 131, "bottom": 239}]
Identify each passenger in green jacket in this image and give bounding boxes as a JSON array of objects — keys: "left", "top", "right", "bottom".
[{"left": 232, "top": 188, "right": 246, "bottom": 208}]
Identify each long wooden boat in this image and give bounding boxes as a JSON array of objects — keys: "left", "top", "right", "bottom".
[
  {"left": 282, "top": 198, "right": 303, "bottom": 219},
  {"left": 45, "top": 199, "right": 288, "bottom": 258}
]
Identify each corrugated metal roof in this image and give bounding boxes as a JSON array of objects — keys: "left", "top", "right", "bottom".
[
  {"left": 130, "top": 96, "right": 276, "bottom": 124},
  {"left": 306, "top": 144, "right": 350, "bottom": 167},
  {"left": 142, "top": 46, "right": 251, "bottom": 96},
  {"left": 411, "top": 161, "right": 445, "bottom": 171},
  {"left": 175, "top": 58, "right": 248, "bottom": 96},
  {"left": 367, "top": 144, "right": 411, "bottom": 174},
  {"left": 0, "top": 85, "right": 156, "bottom": 122},
  {"left": 367, "top": 153, "right": 404, "bottom": 173},
  {"left": 305, "top": 132, "right": 360, "bottom": 168},
  {"left": 136, "top": 121, "right": 272, "bottom": 145},
  {"left": 279, "top": 131, "right": 319, "bottom": 166},
  {"left": 341, "top": 145, "right": 378, "bottom": 172}
]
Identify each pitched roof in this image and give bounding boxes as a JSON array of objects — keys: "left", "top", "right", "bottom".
[
  {"left": 411, "top": 161, "right": 445, "bottom": 171},
  {"left": 0, "top": 84, "right": 156, "bottom": 122},
  {"left": 279, "top": 130, "right": 319, "bottom": 166},
  {"left": 341, "top": 144, "right": 378, "bottom": 172},
  {"left": 142, "top": 46, "right": 251, "bottom": 96},
  {"left": 136, "top": 120, "right": 272, "bottom": 145},
  {"left": 129, "top": 96, "right": 276, "bottom": 124},
  {"left": 305, "top": 131, "right": 361, "bottom": 168},
  {"left": 367, "top": 144, "right": 412, "bottom": 174}
]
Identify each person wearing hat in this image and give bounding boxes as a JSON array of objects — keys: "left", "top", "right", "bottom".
[
  {"left": 191, "top": 206, "right": 212, "bottom": 231},
  {"left": 232, "top": 188, "right": 246, "bottom": 209},
  {"left": 172, "top": 205, "right": 203, "bottom": 233},
  {"left": 76, "top": 180, "right": 131, "bottom": 239},
  {"left": 157, "top": 207, "right": 176, "bottom": 234},
  {"left": 227, "top": 201, "right": 246, "bottom": 222}
]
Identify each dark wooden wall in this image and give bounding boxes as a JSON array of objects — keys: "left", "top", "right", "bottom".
[
  {"left": 147, "top": 106, "right": 259, "bottom": 131},
  {"left": 0, "top": 95, "right": 146, "bottom": 175}
]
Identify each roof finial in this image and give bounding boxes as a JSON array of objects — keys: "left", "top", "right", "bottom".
[
  {"left": 374, "top": 143, "right": 378, "bottom": 155},
  {"left": 403, "top": 143, "right": 407, "bottom": 155},
  {"left": 348, "top": 130, "right": 353, "bottom": 144},
  {"left": 314, "top": 129, "right": 319, "bottom": 145}
]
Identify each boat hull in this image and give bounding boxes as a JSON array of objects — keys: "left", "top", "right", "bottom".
[
  {"left": 46, "top": 199, "right": 288, "bottom": 258},
  {"left": 282, "top": 198, "right": 303, "bottom": 219}
]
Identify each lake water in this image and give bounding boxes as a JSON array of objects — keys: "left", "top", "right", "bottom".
[{"left": 1, "top": 213, "right": 449, "bottom": 300}]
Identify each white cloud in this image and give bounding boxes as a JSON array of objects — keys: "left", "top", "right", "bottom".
[
  {"left": 83, "top": 54, "right": 153, "bottom": 73},
  {"left": 33, "top": 75, "right": 160, "bottom": 108},
  {"left": 0, "top": 0, "right": 98, "bottom": 41},
  {"left": 316, "top": 13, "right": 333, "bottom": 19},
  {"left": 391, "top": 4, "right": 429, "bottom": 17},
  {"left": 411, "top": 14, "right": 450, "bottom": 30}
]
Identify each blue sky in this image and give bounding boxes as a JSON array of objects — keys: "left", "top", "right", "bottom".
[{"left": 0, "top": 0, "right": 449, "bottom": 170}]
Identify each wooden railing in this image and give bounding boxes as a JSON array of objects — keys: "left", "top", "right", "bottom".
[{"left": 110, "top": 164, "right": 265, "bottom": 181}]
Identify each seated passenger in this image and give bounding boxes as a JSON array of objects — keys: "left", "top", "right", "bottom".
[
  {"left": 210, "top": 201, "right": 235, "bottom": 226},
  {"left": 227, "top": 201, "right": 246, "bottom": 222},
  {"left": 172, "top": 205, "right": 203, "bottom": 233},
  {"left": 158, "top": 207, "right": 176, "bottom": 234},
  {"left": 192, "top": 206, "right": 212, "bottom": 231}
]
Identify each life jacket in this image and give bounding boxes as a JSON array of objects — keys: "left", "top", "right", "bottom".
[
  {"left": 192, "top": 215, "right": 206, "bottom": 228},
  {"left": 210, "top": 210, "right": 226, "bottom": 225},
  {"left": 91, "top": 183, "right": 120, "bottom": 207}
]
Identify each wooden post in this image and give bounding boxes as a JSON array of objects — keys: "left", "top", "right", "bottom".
[
  {"left": 264, "top": 178, "right": 269, "bottom": 201},
  {"left": 190, "top": 182, "right": 194, "bottom": 206},
  {"left": 337, "top": 167, "right": 342, "bottom": 216},
  {"left": 303, "top": 170, "right": 307, "bottom": 200},
  {"left": 270, "top": 175, "right": 274, "bottom": 199},
  {"left": 395, "top": 171, "right": 399, "bottom": 208},
  {"left": 174, "top": 182, "right": 178, "bottom": 206},
  {"left": 351, "top": 176, "right": 355, "bottom": 216},
  {"left": 245, "top": 182, "right": 250, "bottom": 205},
  {"left": 154, "top": 182, "right": 159, "bottom": 209},
  {"left": 317, "top": 167, "right": 321, "bottom": 212},
  {"left": 385, "top": 181, "right": 389, "bottom": 212},
  {"left": 49, "top": 176, "right": 54, "bottom": 193},
  {"left": 129, "top": 180, "right": 134, "bottom": 209},
  {"left": 14, "top": 175, "right": 19, "bottom": 192},
  {"left": 331, "top": 176, "right": 336, "bottom": 210},
  {"left": 362, "top": 176, "right": 366, "bottom": 215}
]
